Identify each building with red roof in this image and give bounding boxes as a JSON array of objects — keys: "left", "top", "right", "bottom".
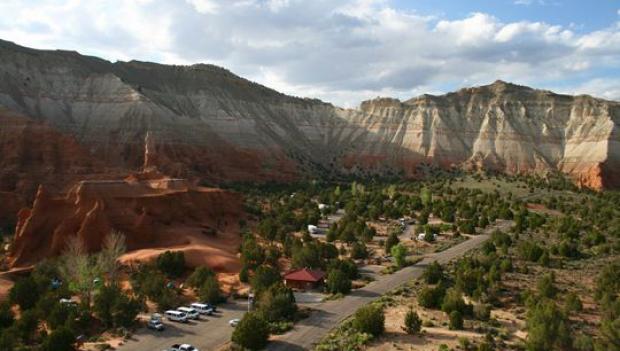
[{"left": 283, "top": 268, "right": 326, "bottom": 290}]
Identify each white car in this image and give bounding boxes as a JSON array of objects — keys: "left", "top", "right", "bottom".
[
  {"left": 177, "top": 306, "right": 200, "bottom": 320},
  {"left": 229, "top": 318, "right": 241, "bottom": 327},
  {"left": 190, "top": 303, "right": 214, "bottom": 315},
  {"left": 170, "top": 344, "right": 199, "bottom": 351}
]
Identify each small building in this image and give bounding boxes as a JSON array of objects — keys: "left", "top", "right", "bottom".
[{"left": 283, "top": 268, "right": 326, "bottom": 290}]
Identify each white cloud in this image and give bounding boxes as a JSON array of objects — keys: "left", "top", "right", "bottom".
[{"left": 0, "top": 1, "right": 618, "bottom": 106}]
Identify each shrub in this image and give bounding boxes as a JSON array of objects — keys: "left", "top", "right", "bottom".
[
  {"left": 403, "top": 309, "right": 422, "bottom": 335},
  {"left": 518, "top": 241, "right": 544, "bottom": 262},
  {"left": 418, "top": 284, "right": 446, "bottom": 309},
  {"left": 257, "top": 283, "right": 297, "bottom": 323},
  {"left": 9, "top": 276, "right": 39, "bottom": 310},
  {"left": 441, "top": 288, "right": 470, "bottom": 316},
  {"left": 423, "top": 261, "right": 444, "bottom": 284},
  {"left": 350, "top": 242, "right": 369, "bottom": 259},
  {"left": 231, "top": 312, "right": 270, "bottom": 351},
  {"left": 391, "top": 244, "right": 408, "bottom": 268},
  {"left": 474, "top": 303, "right": 491, "bottom": 321},
  {"left": 186, "top": 266, "right": 215, "bottom": 289},
  {"left": 0, "top": 302, "right": 14, "bottom": 330},
  {"left": 564, "top": 292, "right": 582, "bottom": 313},
  {"left": 353, "top": 305, "right": 385, "bottom": 337},
  {"left": 251, "top": 265, "right": 281, "bottom": 296},
  {"left": 526, "top": 300, "right": 572, "bottom": 351},
  {"left": 449, "top": 310, "right": 464, "bottom": 330},
  {"left": 382, "top": 232, "right": 398, "bottom": 255},
  {"left": 156, "top": 251, "right": 186, "bottom": 278},
  {"left": 537, "top": 273, "right": 558, "bottom": 299},
  {"left": 199, "top": 275, "right": 223, "bottom": 305},
  {"left": 42, "top": 326, "right": 75, "bottom": 351},
  {"left": 326, "top": 269, "right": 351, "bottom": 295}
]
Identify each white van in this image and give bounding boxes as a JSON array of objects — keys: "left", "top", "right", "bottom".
[
  {"left": 177, "top": 306, "right": 200, "bottom": 320},
  {"left": 164, "top": 310, "right": 188, "bottom": 323},
  {"left": 190, "top": 303, "right": 214, "bottom": 315}
]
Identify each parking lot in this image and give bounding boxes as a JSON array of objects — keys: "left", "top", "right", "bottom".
[{"left": 118, "top": 301, "right": 247, "bottom": 351}]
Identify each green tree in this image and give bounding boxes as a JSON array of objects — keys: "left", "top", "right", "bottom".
[
  {"left": 441, "top": 288, "right": 469, "bottom": 316},
  {"left": 385, "top": 232, "right": 400, "bottom": 254},
  {"left": 449, "top": 310, "right": 464, "bottom": 330},
  {"left": 564, "top": 292, "right": 582, "bottom": 314},
  {"left": 419, "top": 284, "right": 446, "bottom": 309},
  {"left": 423, "top": 262, "right": 444, "bottom": 284},
  {"left": 403, "top": 309, "right": 422, "bottom": 335},
  {"left": 93, "top": 284, "right": 141, "bottom": 328},
  {"left": 199, "top": 275, "right": 222, "bottom": 305},
  {"left": 186, "top": 266, "right": 215, "bottom": 289},
  {"left": 350, "top": 242, "right": 368, "bottom": 259},
  {"left": 326, "top": 269, "right": 352, "bottom": 295},
  {"left": 156, "top": 251, "right": 186, "bottom": 278},
  {"left": 353, "top": 304, "right": 385, "bottom": 337},
  {"left": 257, "top": 283, "right": 297, "bottom": 322},
  {"left": 15, "top": 309, "right": 39, "bottom": 343},
  {"left": 526, "top": 300, "right": 572, "bottom": 351},
  {"left": 42, "top": 326, "right": 75, "bottom": 351},
  {"left": 0, "top": 302, "right": 14, "bottom": 330},
  {"left": 251, "top": 265, "right": 281, "bottom": 296},
  {"left": 537, "top": 273, "right": 558, "bottom": 299},
  {"left": 9, "top": 276, "right": 39, "bottom": 310},
  {"left": 391, "top": 243, "right": 407, "bottom": 268},
  {"left": 231, "top": 312, "right": 270, "bottom": 351}
]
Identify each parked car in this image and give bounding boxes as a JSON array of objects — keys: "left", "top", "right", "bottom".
[
  {"left": 177, "top": 306, "right": 200, "bottom": 320},
  {"left": 170, "top": 344, "right": 199, "bottom": 351},
  {"left": 190, "top": 303, "right": 214, "bottom": 315},
  {"left": 229, "top": 318, "right": 241, "bottom": 327},
  {"left": 164, "top": 310, "right": 188, "bottom": 323},
  {"left": 147, "top": 318, "right": 165, "bottom": 331}
]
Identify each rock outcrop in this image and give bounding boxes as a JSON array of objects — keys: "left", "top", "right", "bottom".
[
  {"left": 0, "top": 39, "right": 618, "bottom": 200},
  {"left": 8, "top": 176, "right": 243, "bottom": 272}
]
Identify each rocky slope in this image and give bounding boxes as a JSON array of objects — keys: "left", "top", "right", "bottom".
[
  {"left": 8, "top": 174, "right": 243, "bottom": 271},
  {"left": 0, "top": 39, "right": 618, "bottom": 202}
]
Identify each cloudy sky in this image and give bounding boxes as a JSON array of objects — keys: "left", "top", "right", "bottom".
[{"left": 0, "top": 0, "right": 619, "bottom": 106}]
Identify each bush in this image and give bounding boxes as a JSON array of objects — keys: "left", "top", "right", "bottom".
[
  {"left": 449, "top": 310, "right": 464, "bottom": 330},
  {"left": 423, "top": 262, "right": 444, "bottom": 284},
  {"left": 441, "top": 288, "right": 470, "bottom": 316},
  {"left": 186, "top": 266, "right": 215, "bottom": 289},
  {"left": 537, "top": 273, "right": 558, "bottom": 299},
  {"left": 391, "top": 244, "right": 407, "bottom": 268},
  {"left": 93, "top": 284, "right": 141, "bottom": 329},
  {"left": 257, "top": 284, "right": 297, "bottom": 323},
  {"left": 526, "top": 300, "right": 572, "bottom": 351},
  {"left": 199, "top": 276, "right": 223, "bottom": 305},
  {"left": 9, "top": 276, "right": 39, "bottom": 310},
  {"left": 564, "top": 292, "right": 582, "bottom": 313},
  {"left": 419, "top": 284, "right": 446, "bottom": 309},
  {"left": 43, "top": 326, "right": 75, "bottom": 351},
  {"left": 518, "top": 241, "right": 544, "bottom": 262},
  {"left": 156, "top": 251, "right": 186, "bottom": 278},
  {"left": 474, "top": 303, "right": 491, "bottom": 321},
  {"left": 350, "top": 242, "right": 368, "bottom": 260},
  {"left": 0, "top": 302, "right": 14, "bottom": 330},
  {"left": 231, "top": 312, "right": 270, "bottom": 350},
  {"left": 385, "top": 232, "right": 400, "bottom": 254},
  {"left": 353, "top": 305, "right": 384, "bottom": 337},
  {"left": 251, "top": 265, "right": 281, "bottom": 296},
  {"left": 403, "top": 309, "right": 422, "bottom": 335},
  {"left": 326, "top": 269, "right": 352, "bottom": 295}
]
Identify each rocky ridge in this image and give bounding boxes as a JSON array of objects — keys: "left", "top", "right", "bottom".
[{"left": 0, "top": 39, "right": 618, "bottom": 200}]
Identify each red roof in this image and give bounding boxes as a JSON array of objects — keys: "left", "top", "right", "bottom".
[{"left": 284, "top": 268, "right": 325, "bottom": 282}]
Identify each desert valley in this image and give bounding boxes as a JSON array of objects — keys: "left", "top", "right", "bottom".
[{"left": 0, "top": 2, "right": 619, "bottom": 350}]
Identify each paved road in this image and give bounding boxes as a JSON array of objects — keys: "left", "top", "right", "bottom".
[
  {"left": 118, "top": 301, "right": 247, "bottom": 351},
  {"left": 267, "top": 220, "right": 512, "bottom": 351}
]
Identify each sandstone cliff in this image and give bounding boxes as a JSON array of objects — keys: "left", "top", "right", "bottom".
[
  {"left": 8, "top": 176, "right": 243, "bottom": 272},
  {"left": 0, "top": 39, "right": 618, "bottom": 200}
]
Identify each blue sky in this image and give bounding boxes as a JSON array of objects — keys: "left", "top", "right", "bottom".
[{"left": 0, "top": 0, "right": 619, "bottom": 106}]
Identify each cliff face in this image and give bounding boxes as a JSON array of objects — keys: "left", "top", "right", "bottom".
[
  {"left": 8, "top": 177, "right": 243, "bottom": 271},
  {"left": 0, "top": 39, "right": 618, "bottom": 199}
]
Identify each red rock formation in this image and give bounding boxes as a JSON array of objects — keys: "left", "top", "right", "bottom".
[{"left": 8, "top": 177, "right": 243, "bottom": 273}]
